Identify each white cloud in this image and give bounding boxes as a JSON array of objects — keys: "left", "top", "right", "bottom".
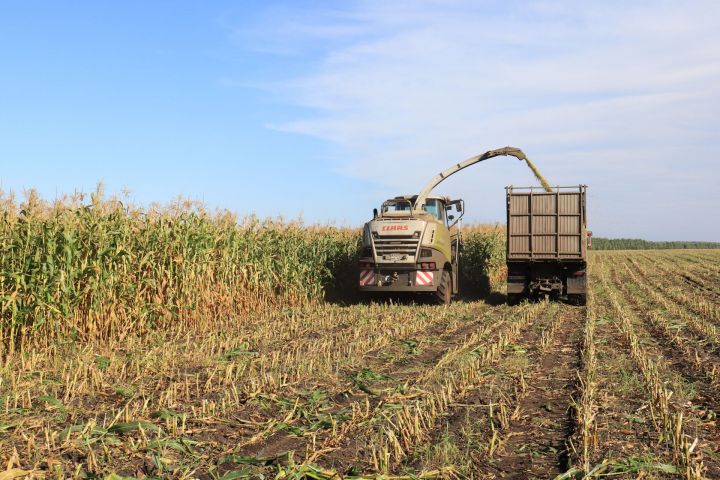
[{"left": 239, "top": 0, "right": 720, "bottom": 239}]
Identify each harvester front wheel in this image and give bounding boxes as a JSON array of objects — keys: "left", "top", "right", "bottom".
[{"left": 436, "top": 270, "right": 452, "bottom": 305}]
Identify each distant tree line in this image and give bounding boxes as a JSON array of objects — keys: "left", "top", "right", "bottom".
[{"left": 592, "top": 237, "right": 720, "bottom": 250}]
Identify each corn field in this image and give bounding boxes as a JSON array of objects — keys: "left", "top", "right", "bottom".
[
  {"left": 0, "top": 193, "right": 504, "bottom": 352},
  {"left": 0, "top": 192, "right": 360, "bottom": 349},
  {"left": 2, "top": 193, "right": 720, "bottom": 479}
]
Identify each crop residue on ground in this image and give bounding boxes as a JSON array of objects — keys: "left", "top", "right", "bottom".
[{"left": 2, "top": 247, "right": 720, "bottom": 478}]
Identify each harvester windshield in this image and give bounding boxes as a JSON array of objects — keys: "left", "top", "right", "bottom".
[{"left": 382, "top": 199, "right": 412, "bottom": 213}]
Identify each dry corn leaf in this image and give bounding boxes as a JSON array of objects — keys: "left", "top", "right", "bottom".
[{"left": 0, "top": 470, "right": 33, "bottom": 480}]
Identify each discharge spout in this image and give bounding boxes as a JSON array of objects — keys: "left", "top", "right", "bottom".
[{"left": 413, "top": 146, "right": 532, "bottom": 212}]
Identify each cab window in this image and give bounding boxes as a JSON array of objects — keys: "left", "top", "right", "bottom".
[
  {"left": 422, "top": 199, "right": 445, "bottom": 222},
  {"left": 382, "top": 200, "right": 412, "bottom": 213}
]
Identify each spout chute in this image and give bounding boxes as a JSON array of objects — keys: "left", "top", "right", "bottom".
[{"left": 413, "top": 146, "right": 528, "bottom": 212}]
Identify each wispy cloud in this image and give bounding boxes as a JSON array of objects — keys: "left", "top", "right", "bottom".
[{"left": 236, "top": 0, "right": 720, "bottom": 239}]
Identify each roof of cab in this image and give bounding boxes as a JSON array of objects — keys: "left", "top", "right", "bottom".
[{"left": 387, "top": 194, "right": 450, "bottom": 204}]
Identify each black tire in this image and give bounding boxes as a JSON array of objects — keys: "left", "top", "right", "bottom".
[
  {"left": 435, "top": 270, "right": 452, "bottom": 305},
  {"left": 506, "top": 293, "right": 522, "bottom": 305},
  {"left": 569, "top": 294, "right": 587, "bottom": 306}
]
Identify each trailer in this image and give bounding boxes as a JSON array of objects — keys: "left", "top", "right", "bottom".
[{"left": 506, "top": 185, "right": 588, "bottom": 305}]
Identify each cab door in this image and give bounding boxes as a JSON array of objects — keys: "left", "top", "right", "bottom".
[
  {"left": 450, "top": 236, "right": 460, "bottom": 294},
  {"left": 446, "top": 200, "right": 464, "bottom": 295}
]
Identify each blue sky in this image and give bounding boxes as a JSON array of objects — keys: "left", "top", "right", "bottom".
[{"left": 1, "top": 1, "right": 719, "bottom": 239}]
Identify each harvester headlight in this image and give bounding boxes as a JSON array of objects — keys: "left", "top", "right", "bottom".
[
  {"left": 413, "top": 231, "right": 421, "bottom": 238},
  {"left": 420, "top": 248, "right": 432, "bottom": 258}
]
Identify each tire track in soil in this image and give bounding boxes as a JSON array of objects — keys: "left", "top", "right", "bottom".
[
  {"left": 319, "top": 304, "right": 536, "bottom": 471},
  {"left": 634, "top": 253, "right": 720, "bottom": 301},
  {"left": 621, "top": 302, "right": 720, "bottom": 477},
  {"left": 582, "top": 254, "right": 719, "bottom": 473},
  {"left": 233, "top": 303, "right": 516, "bottom": 464},
  {"left": 394, "top": 301, "right": 558, "bottom": 477},
  {"left": 616, "top": 272, "right": 720, "bottom": 391},
  {"left": 481, "top": 304, "right": 582, "bottom": 479},
  {"left": 584, "top": 265, "right": 682, "bottom": 471},
  {"left": 662, "top": 251, "right": 720, "bottom": 274},
  {"left": 606, "top": 264, "right": 720, "bottom": 476},
  {"left": 613, "top": 257, "right": 720, "bottom": 371}
]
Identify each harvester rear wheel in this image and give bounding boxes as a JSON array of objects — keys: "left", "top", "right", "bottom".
[
  {"left": 569, "top": 294, "right": 587, "bottom": 306},
  {"left": 436, "top": 270, "right": 452, "bottom": 305},
  {"left": 506, "top": 293, "right": 522, "bottom": 305}
]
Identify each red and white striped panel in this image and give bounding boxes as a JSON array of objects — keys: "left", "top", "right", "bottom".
[
  {"left": 416, "top": 271, "right": 434, "bottom": 286},
  {"left": 359, "top": 270, "right": 375, "bottom": 286}
]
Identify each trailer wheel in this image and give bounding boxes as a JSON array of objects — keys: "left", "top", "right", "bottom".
[{"left": 436, "top": 270, "right": 452, "bottom": 305}]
